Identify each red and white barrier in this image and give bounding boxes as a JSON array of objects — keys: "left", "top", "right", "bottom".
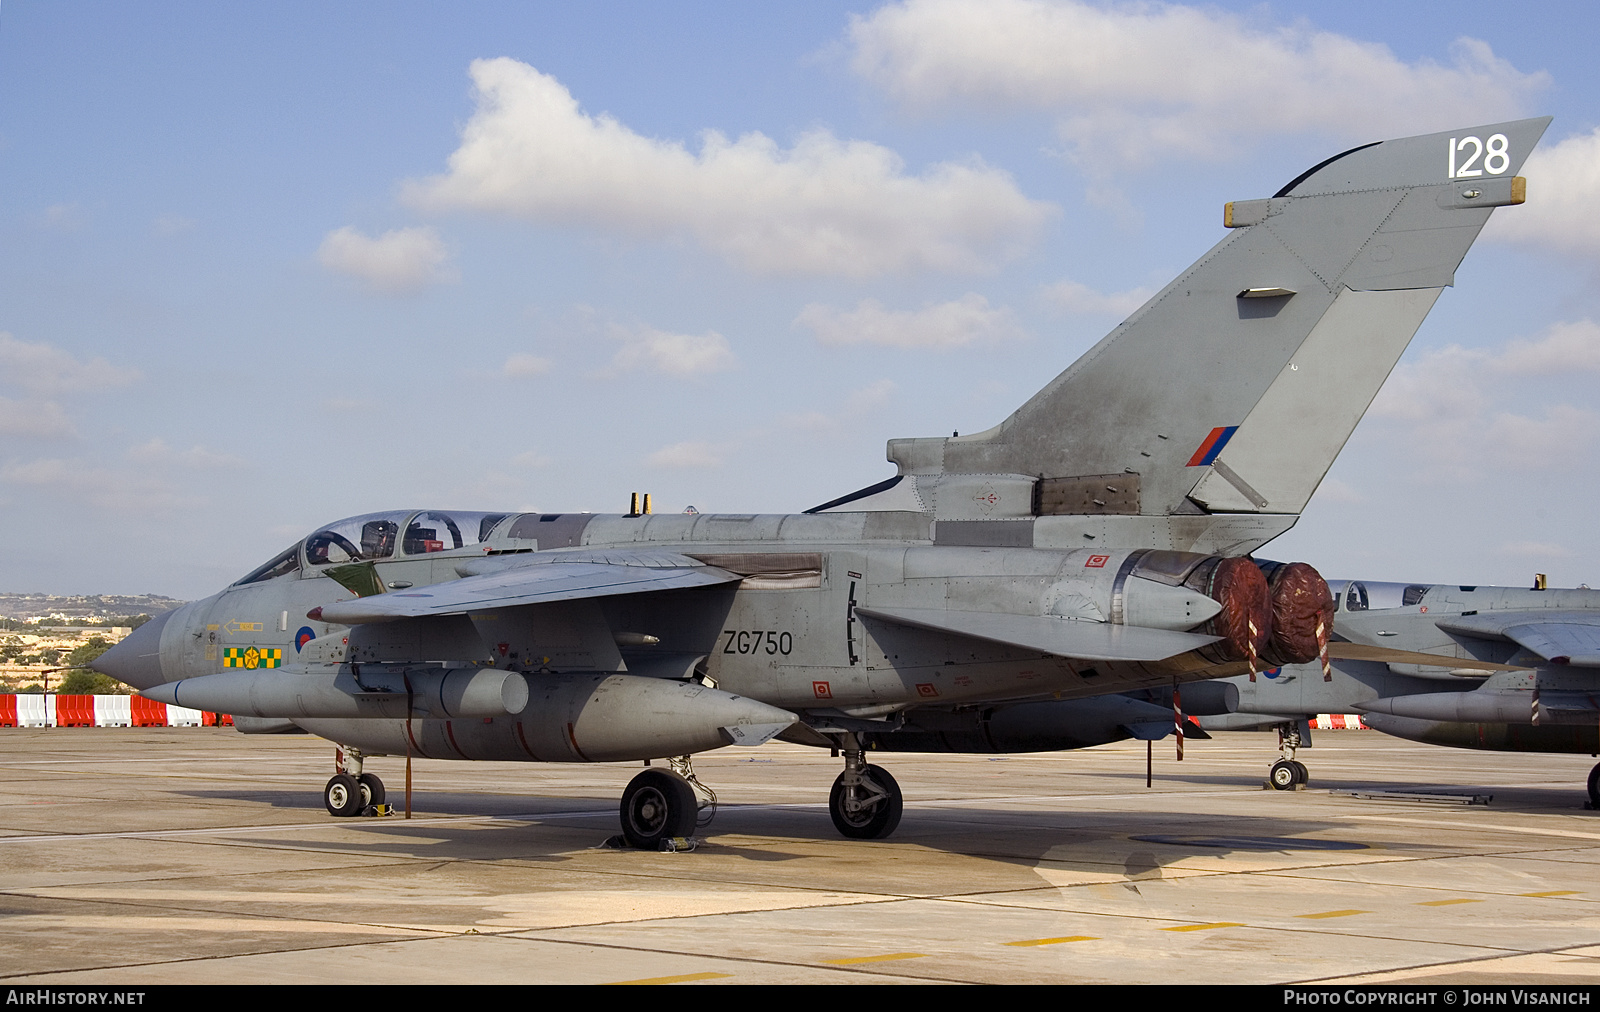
[
  {"left": 1312, "top": 713, "right": 1370, "bottom": 730},
  {"left": 0, "top": 695, "right": 230, "bottom": 728}
]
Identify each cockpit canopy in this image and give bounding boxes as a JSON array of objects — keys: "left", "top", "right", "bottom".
[
  {"left": 233, "top": 509, "right": 516, "bottom": 585},
  {"left": 1333, "top": 580, "right": 1431, "bottom": 612}
]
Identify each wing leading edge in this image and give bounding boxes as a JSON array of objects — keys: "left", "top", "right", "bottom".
[
  {"left": 1436, "top": 611, "right": 1600, "bottom": 667},
  {"left": 314, "top": 550, "right": 741, "bottom": 625}
]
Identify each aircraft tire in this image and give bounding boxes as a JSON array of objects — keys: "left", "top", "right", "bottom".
[
  {"left": 324, "top": 774, "right": 364, "bottom": 817},
  {"left": 829, "top": 765, "right": 904, "bottom": 840},
  {"left": 1268, "top": 760, "right": 1298, "bottom": 791},
  {"left": 620, "top": 769, "right": 698, "bottom": 849},
  {"left": 358, "top": 773, "right": 386, "bottom": 809},
  {"left": 1291, "top": 761, "right": 1309, "bottom": 785},
  {"left": 1588, "top": 763, "right": 1600, "bottom": 807}
]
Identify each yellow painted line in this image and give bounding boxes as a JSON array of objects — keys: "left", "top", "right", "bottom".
[
  {"left": 1521, "top": 890, "right": 1581, "bottom": 897},
  {"left": 1296, "top": 910, "right": 1369, "bottom": 919},
  {"left": 821, "top": 952, "right": 927, "bottom": 965},
  {"left": 1004, "top": 936, "right": 1098, "bottom": 947},
  {"left": 1161, "top": 922, "right": 1244, "bottom": 932},
  {"left": 1416, "top": 898, "right": 1483, "bottom": 906},
  {"left": 609, "top": 971, "right": 733, "bottom": 985}
]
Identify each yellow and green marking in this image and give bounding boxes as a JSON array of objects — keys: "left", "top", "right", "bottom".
[{"left": 224, "top": 646, "right": 281, "bottom": 669}]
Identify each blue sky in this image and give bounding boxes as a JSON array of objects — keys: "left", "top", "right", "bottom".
[{"left": 3, "top": 1, "right": 1598, "bottom": 598}]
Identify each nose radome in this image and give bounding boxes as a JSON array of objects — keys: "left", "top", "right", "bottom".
[{"left": 91, "top": 609, "right": 174, "bottom": 691}]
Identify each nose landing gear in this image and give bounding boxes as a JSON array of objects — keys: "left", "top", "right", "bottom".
[
  {"left": 828, "top": 737, "right": 903, "bottom": 839},
  {"left": 1267, "top": 722, "right": 1309, "bottom": 791}
]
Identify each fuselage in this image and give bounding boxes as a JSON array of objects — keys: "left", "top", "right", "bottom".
[{"left": 111, "top": 507, "right": 1260, "bottom": 762}]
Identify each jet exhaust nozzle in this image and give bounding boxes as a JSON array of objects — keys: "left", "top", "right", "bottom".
[{"left": 1256, "top": 560, "right": 1335, "bottom": 666}]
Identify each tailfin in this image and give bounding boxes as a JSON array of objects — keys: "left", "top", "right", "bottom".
[{"left": 816, "top": 118, "right": 1550, "bottom": 536}]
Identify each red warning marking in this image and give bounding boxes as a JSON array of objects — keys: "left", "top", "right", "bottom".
[
  {"left": 813, "top": 681, "right": 832, "bottom": 699},
  {"left": 1085, "top": 555, "right": 1110, "bottom": 568},
  {"left": 916, "top": 683, "right": 938, "bottom": 697},
  {"left": 497, "top": 642, "right": 510, "bottom": 656}
]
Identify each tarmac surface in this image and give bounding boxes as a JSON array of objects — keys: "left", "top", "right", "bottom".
[{"left": 0, "top": 727, "right": 1598, "bottom": 985}]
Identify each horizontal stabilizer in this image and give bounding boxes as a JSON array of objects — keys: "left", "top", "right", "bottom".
[
  {"left": 316, "top": 550, "right": 740, "bottom": 625},
  {"left": 1326, "top": 641, "right": 1528, "bottom": 672},
  {"left": 1436, "top": 612, "right": 1600, "bottom": 666},
  {"left": 854, "top": 607, "right": 1218, "bottom": 662}
]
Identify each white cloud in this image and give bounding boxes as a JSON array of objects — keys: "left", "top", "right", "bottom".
[
  {"left": 611, "top": 326, "right": 735, "bottom": 376},
  {"left": 405, "top": 58, "right": 1053, "bottom": 277},
  {"left": 126, "top": 439, "right": 243, "bottom": 470},
  {"left": 1498, "top": 320, "right": 1600, "bottom": 375},
  {"left": 1312, "top": 477, "right": 1363, "bottom": 505},
  {"left": 153, "top": 215, "right": 196, "bottom": 236},
  {"left": 502, "top": 353, "right": 554, "bottom": 378},
  {"left": 795, "top": 293, "right": 1019, "bottom": 350},
  {"left": 317, "top": 226, "right": 455, "bottom": 293},
  {"left": 34, "top": 203, "right": 86, "bottom": 231},
  {"left": 647, "top": 441, "right": 725, "bottom": 469},
  {"left": 1489, "top": 128, "right": 1600, "bottom": 261},
  {"left": 1039, "top": 279, "right": 1154, "bottom": 316},
  {"left": 1369, "top": 320, "right": 1600, "bottom": 474},
  {"left": 0, "top": 458, "right": 193, "bottom": 514},
  {"left": 0, "top": 333, "right": 139, "bottom": 395},
  {"left": 509, "top": 450, "right": 552, "bottom": 469},
  {"left": 845, "top": 379, "right": 898, "bottom": 413},
  {"left": 848, "top": 0, "right": 1545, "bottom": 169},
  {"left": 0, "top": 397, "right": 74, "bottom": 438},
  {"left": 785, "top": 379, "right": 899, "bottom": 433},
  {"left": 1496, "top": 541, "right": 1571, "bottom": 561}
]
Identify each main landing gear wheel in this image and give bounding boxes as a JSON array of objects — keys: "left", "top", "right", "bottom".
[
  {"left": 1588, "top": 763, "right": 1599, "bottom": 808},
  {"left": 620, "top": 769, "right": 698, "bottom": 849},
  {"left": 829, "top": 764, "right": 903, "bottom": 839},
  {"left": 324, "top": 773, "right": 364, "bottom": 817},
  {"left": 1269, "top": 760, "right": 1299, "bottom": 791},
  {"left": 358, "top": 773, "right": 385, "bottom": 809}
]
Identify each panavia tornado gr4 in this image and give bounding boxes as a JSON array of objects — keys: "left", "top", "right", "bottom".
[
  {"left": 94, "top": 117, "right": 1550, "bottom": 847},
  {"left": 1205, "top": 575, "right": 1600, "bottom": 806}
]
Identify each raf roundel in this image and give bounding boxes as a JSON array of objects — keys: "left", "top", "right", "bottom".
[{"left": 295, "top": 626, "right": 317, "bottom": 652}]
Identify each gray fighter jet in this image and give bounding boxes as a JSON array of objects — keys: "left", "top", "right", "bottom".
[
  {"left": 1205, "top": 576, "right": 1600, "bottom": 806},
  {"left": 94, "top": 117, "right": 1550, "bottom": 846}
]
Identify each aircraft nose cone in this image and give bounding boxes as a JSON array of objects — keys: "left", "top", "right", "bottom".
[{"left": 91, "top": 609, "right": 173, "bottom": 690}]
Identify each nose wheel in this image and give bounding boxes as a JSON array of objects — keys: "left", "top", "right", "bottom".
[
  {"left": 828, "top": 741, "right": 903, "bottom": 839},
  {"left": 1268, "top": 759, "right": 1307, "bottom": 791},
  {"left": 1267, "top": 723, "right": 1310, "bottom": 790}
]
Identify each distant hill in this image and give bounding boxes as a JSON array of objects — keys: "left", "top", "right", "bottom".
[{"left": 0, "top": 593, "right": 186, "bottom": 624}]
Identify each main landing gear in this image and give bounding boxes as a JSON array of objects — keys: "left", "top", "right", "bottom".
[
  {"left": 324, "top": 745, "right": 386, "bottom": 817},
  {"left": 610, "top": 741, "right": 906, "bottom": 848},
  {"left": 828, "top": 736, "right": 903, "bottom": 839},
  {"left": 618, "top": 755, "right": 717, "bottom": 850},
  {"left": 1587, "top": 762, "right": 1599, "bottom": 809},
  {"left": 1267, "top": 722, "right": 1309, "bottom": 791}
]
